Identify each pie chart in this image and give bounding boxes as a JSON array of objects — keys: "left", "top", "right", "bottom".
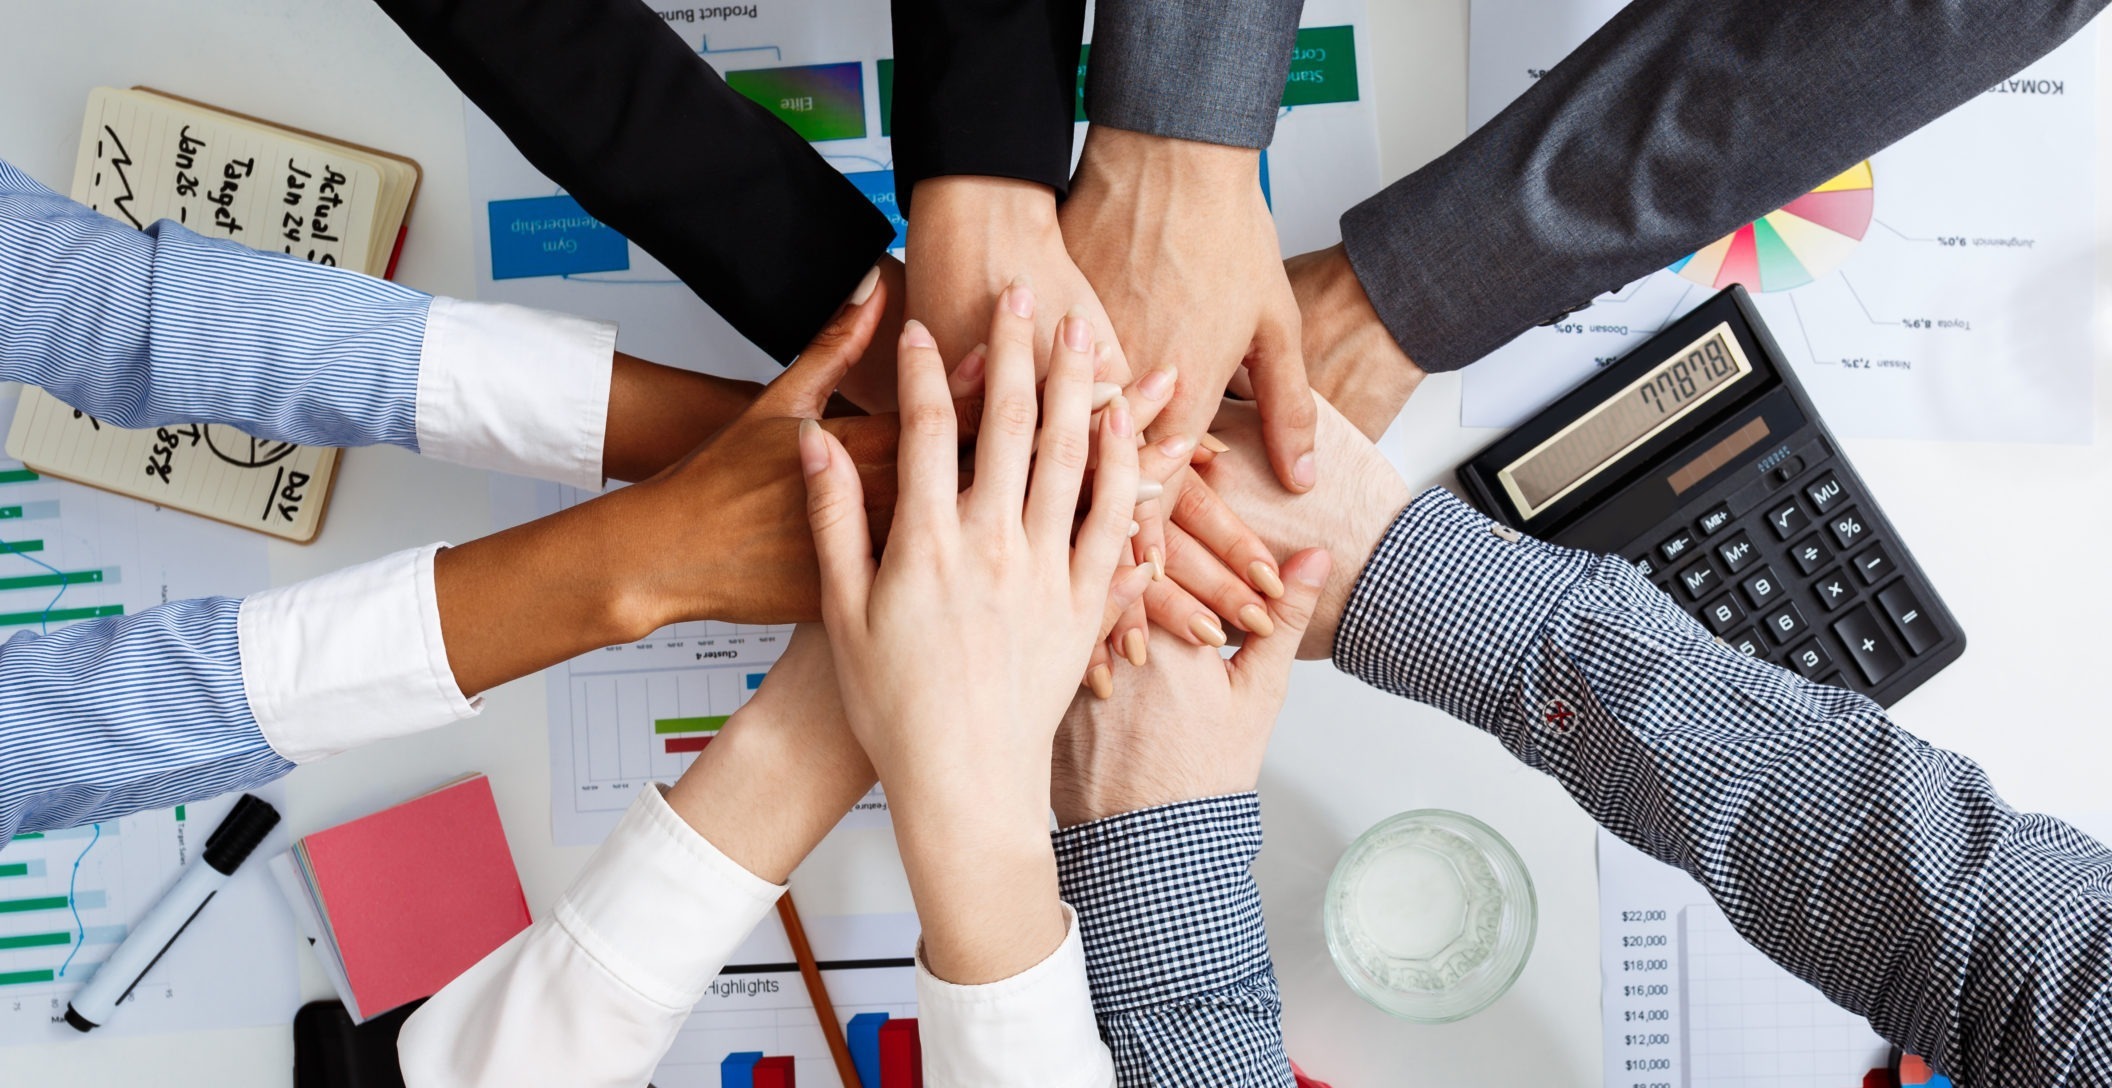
[{"left": 1672, "top": 161, "right": 1873, "bottom": 292}]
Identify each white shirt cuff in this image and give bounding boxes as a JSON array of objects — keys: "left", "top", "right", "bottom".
[
  {"left": 417, "top": 296, "right": 615, "bottom": 490},
  {"left": 914, "top": 904, "right": 1117, "bottom": 1088},
  {"left": 239, "top": 544, "right": 477, "bottom": 763},
  {"left": 398, "top": 786, "right": 784, "bottom": 1088}
]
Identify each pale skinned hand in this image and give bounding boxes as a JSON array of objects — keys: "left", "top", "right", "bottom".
[
  {"left": 1053, "top": 547, "right": 1332, "bottom": 827},
  {"left": 1063, "top": 126, "right": 1316, "bottom": 493},
  {"left": 1283, "top": 243, "right": 1429, "bottom": 443},
  {"left": 1190, "top": 394, "right": 1413, "bottom": 660},
  {"left": 800, "top": 279, "right": 1148, "bottom": 985}
]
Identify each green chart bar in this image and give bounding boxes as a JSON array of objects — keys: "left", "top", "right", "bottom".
[
  {"left": 0, "top": 862, "right": 29, "bottom": 878},
  {"left": 0, "top": 895, "right": 71, "bottom": 915},
  {"left": 0, "top": 604, "right": 123, "bottom": 628},
  {"left": 654, "top": 715, "right": 730, "bottom": 735},
  {"left": 0, "top": 469, "right": 37, "bottom": 485},
  {"left": 12, "top": 832, "right": 41, "bottom": 841},
  {"left": 0, "top": 969, "right": 57, "bottom": 987},
  {"left": 0, "top": 569, "right": 103, "bottom": 593},
  {"left": 0, "top": 932, "right": 71, "bottom": 951},
  {"left": 0, "top": 540, "right": 44, "bottom": 556}
]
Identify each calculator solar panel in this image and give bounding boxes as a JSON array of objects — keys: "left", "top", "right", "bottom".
[{"left": 1458, "top": 287, "right": 1963, "bottom": 707}]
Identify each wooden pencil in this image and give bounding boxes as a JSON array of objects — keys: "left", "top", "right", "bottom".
[{"left": 778, "top": 891, "right": 863, "bottom": 1087}]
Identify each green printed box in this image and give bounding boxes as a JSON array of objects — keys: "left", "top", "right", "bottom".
[
  {"left": 1282, "top": 26, "right": 1359, "bottom": 106},
  {"left": 728, "top": 62, "right": 867, "bottom": 142},
  {"left": 879, "top": 58, "right": 894, "bottom": 136}
]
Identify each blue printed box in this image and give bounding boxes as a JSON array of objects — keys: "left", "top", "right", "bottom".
[
  {"left": 488, "top": 195, "right": 630, "bottom": 280},
  {"left": 844, "top": 170, "right": 905, "bottom": 250}
]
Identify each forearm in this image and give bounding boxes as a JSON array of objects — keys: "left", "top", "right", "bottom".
[
  {"left": 372, "top": 0, "right": 892, "bottom": 362},
  {"left": 1083, "top": 0, "right": 1303, "bottom": 148},
  {"left": 894, "top": 780, "right": 1069, "bottom": 986},
  {"left": 1055, "top": 794, "right": 1293, "bottom": 1087},
  {"left": 1344, "top": 0, "right": 2108, "bottom": 372},
  {"left": 604, "top": 355, "right": 759, "bottom": 483},
  {"left": 1334, "top": 489, "right": 2112, "bottom": 1084}
]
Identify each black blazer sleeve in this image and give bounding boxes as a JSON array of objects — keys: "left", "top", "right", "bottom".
[
  {"left": 888, "top": 0, "right": 1088, "bottom": 212},
  {"left": 372, "top": 0, "right": 896, "bottom": 363}
]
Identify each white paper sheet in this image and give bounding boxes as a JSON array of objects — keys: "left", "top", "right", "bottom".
[{"left": 1462, "top": 1, "right": 2100, "bottom": 444}]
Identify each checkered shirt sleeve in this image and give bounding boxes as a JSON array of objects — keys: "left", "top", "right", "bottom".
[
  {"left": 1053, "top": 793, "right": 1296, "bottom": 1087},
  {"left": 1335, "top": 488, "right": 2112, "bottom": 1087}
]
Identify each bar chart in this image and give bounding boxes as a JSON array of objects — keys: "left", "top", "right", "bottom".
[{"left": 0, "top": 793, "right": 296, "bottom": 1044}]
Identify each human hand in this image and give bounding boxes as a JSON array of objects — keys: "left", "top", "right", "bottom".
[
  {"left": 906, "top": 176, "right": 1131, "bottom": 385},
  {"left": 1063, "top": 126, "right": 1315, "bottom": 491},
  {"left": 1193, "top": 394, "right": 1413, "bottom": 659},
  {"left": 1053, "top": 547, "right": 1332, "bottom": 827},
  {"left": 1283, "top": 243, "right": 1428, "bottom": 442},
  {"left": 801, "top": 280, "right": 1147, "bottom": 983}
]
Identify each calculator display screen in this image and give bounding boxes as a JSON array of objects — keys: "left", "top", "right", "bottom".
[{"left": 1499, "top": 323, "right": 1753, "bottom": 518}]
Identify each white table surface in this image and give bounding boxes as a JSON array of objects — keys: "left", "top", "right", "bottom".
[{"left": 3, "top": 2, "right": 2107, "bottom": 1083}]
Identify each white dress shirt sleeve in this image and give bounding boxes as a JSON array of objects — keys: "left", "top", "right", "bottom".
[
  {"left": 416, "top": 296, "right": 615, "bottom": 491},
  {"left": 914, "top": 904, "right": 1117, "bottom": 1088},
  {"left": 397, "top": 784, "right": 783, "bottom": 1088}
]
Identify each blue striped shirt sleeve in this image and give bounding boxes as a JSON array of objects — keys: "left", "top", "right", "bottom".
[
  {"left": 0, "top": 158, "right": 425, "bottom": 450},
  {"left": 1335, "top": 488, "right": 2112, "bottom": 1087},
  {"left": 0, "top": 597, "right": 291, "bottom": 844}
]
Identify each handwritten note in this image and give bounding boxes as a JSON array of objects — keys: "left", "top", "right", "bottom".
[{"left": 4, "top": 88, "right": 414, "bottom": 542}]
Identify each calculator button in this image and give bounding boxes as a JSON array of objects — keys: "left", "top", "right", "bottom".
[
  {"left": 1832, "top": 604, "right": 1907, "bottom": 685},
  {"left": 1812, "top": 569, "right": 1857, "bottom": 612},
  {"left": 1804, "top": 473, "right": 1848, "bottom": 515},
  {"left": 1762, "top": 602, "right": 1809, "bottom": 645},
  {"left": 1878, "top": 583, "right": 1942, "bottom": 656},
  {"left": 1632, "top": 555, "right": 1658, "bottom": 578},
  {"left": 1715, "top": 532, "right": 1759, "bottom": 574},
  {"left": 1852, "top": 544, "right": 1893, "bottom": 585},
  {"left": 1765, "top": 499, "right": 1809, "bottom": 540},
  {"left": 1787, "top": 639, "right": 1834, "bottom": 679},
  {"left": 1740, "top": 565, "right": 1784, "bottom": 610},
  {"left": 1828, "top": 507, "right": 1869, "bottom": 550},
  {"left": 1677, "top": 559, "right": 1721, "bottom": 601},
  {"left": 1700, "top": 594, "right": 1747, "bottom": 635},
  {"left": 1656, "top": 582, "right": 1676, "bottom": 599},
  {"left": 1727, "top": 628, "right": 1767, "bottom": 659},
  {"left": 1788, "top": 535, "right": 1832, "bottom": 576},
  {"left": 1697, "top": 503, "right": 1734, "bottom": 537},
  {"left": 1772, "top": 456, "right": 1805, "bottom": 483},
  {"left": 1659, "top": 530, "right": 1699, "bottom": 564}
]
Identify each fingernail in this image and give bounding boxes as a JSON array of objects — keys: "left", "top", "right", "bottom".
[
  {"left": 1238, "top": 603, "right": 1276, "bottom": 638},
  {"left": 1128, "top": 519, "right": 1140, "bottom": 538},
  {"left": 1156, "top": 434, "right": 1196, "bottom": 460},
  {"left": 1294, "top": 451, "right": 1317, "bottom": 489},
  {"left": 797, "top": 418, "right": 828, "bottom": 477},
  {"left": 1189, "top": 613, "right": 1227, "bottom": 647},
  {"left": 1095, "top": 341, "right": 1114, "bottom": 367},
  {"left": 1147, "top": 546, "right": 1165, "bottom": 580},
  {"left": 1062, "top": 309, "right": 1092, "bottom": 352},
  {"left": 848, "top": 264, "right": 880, "bottom": 307},
  {"left": 1199, "top": 433, "right": 1231, "bottom": 454},
  {"left": 1137, "top": 364, "right": 1176, "bottom": 402},
  {"left": 1294, "top": 552, "right": 1332, "bottom": 588},
  {"left": 1087, "top": 664, "right": 1113, "bottom": 700},
  {"left": 1248, "top": 561, "right": 1285, "bottom": 599},
  {"left": 954, "top": 343, "right": 987, "bottom": 385},
  {"left": 1122, "top": 628, "right": 1148, "bottom": 667},
  {"left": 1091, "top": 381, "right": 1123, "bottom": 410},
  {"left": 1006, "top": 275, "right": 1034, "bottom": 318},
  {"left": 902, "top": 319, "right": 936, "bottom": 349},
  {"left": 1134, "top": 479, "right": 1163, "bottom": 503},
  {"left": 1108, "top": 395, "right": 1133, "bottom": 439}
]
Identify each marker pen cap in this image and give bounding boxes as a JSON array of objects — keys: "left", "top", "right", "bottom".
[{"left": 202, "top": 794, "right": 280, "bottom": 875}]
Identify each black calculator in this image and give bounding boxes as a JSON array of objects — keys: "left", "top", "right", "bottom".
[{"left": 1458, "top": 287, "right": 1963, "bottom": 707}]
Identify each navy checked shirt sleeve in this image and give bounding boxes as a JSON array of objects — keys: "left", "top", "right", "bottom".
[
  {"left": 1054, "top": 794, "right": 1294, "bottom": 1088},
  {"left": 0, "top": 159, "right": 424, "bottom": 448},
  {"left": 1335, "top": 488, "right": 2112, "bottom": 1087}
]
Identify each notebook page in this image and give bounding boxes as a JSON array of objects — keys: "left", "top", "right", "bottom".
[{"left": 5, "top": 88, "right": 385, "bottom": 542}]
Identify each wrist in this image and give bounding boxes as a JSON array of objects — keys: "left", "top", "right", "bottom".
[
  {"left": 1291, "top": 245, "right": 1427, "bottom": 441},
  {"left": 1051, "top": 739, "right": 1253, "bottom": 827},
  {"left": 909, "top": 175, "right": 1060, "bottom": 233},
  {"left": 1074, "top": 126, "right": 1260, "bottom": 196}
]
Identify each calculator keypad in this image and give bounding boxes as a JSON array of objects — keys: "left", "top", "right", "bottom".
[{"left": 1633, "top": 455, "right": 1949, "bottom": 704}]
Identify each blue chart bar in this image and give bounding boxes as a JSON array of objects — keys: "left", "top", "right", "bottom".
[
  {"left": 746, "top": 672, "right": 767, "bottom": 691},
  {"left": 719, "top": 1051, "right": 763, "bottom": 1087},
  {"left": 849, "top": 1011, "right": 889, "bottom": 1087},
  {"left": 0, "top": 502, "right": 60, "bottom": 522},
  {"left": 31, "top": 823, "right": 115, "bottom": 842},
  {"left": 0, "top": 859, "right": 47, "bottom": 878}
]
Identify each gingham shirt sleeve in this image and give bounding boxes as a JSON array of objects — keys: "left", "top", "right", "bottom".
[
  {"left": 1334, "top": 487, "right": 2112, "bottom": 1087},
  {"left": 1053, "top": 794, "right": 1294, "bottom": 1087}
]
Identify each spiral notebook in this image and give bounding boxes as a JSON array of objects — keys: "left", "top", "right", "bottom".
[{"left": 3, "top": 86, "right": 422, "bottom": 542}]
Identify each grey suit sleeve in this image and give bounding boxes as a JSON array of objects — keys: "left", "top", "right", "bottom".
[
  {"left": 1342, "top": 0, "right": 2108, "bottom": 372},
  {"left": 1084, "top": 0, "right": 1305, "bottom": 148}
]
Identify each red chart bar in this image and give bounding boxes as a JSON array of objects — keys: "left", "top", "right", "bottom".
[
  {"left": 752, "top": 1055, "right": 796, "bottom": 1088},
  {"left": 879, "top": 1018, "right": 922, "bottom": 1087},
  {"left": 664, "top": 735, "right": 714, "bottom": 754}
]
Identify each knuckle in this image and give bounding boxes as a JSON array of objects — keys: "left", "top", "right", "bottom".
[
  {"left": 1043, "top": 428, "right": 1092, "bottom": 471},
  {"left": 1169, "top": 481, "right": 1214, "bottom": 525},
  {"left": 992, "top": 393, "right": 1037, "bottom": 435},
  {"left": 906, "top": 404, "right": 955, "bottom": 439}
]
